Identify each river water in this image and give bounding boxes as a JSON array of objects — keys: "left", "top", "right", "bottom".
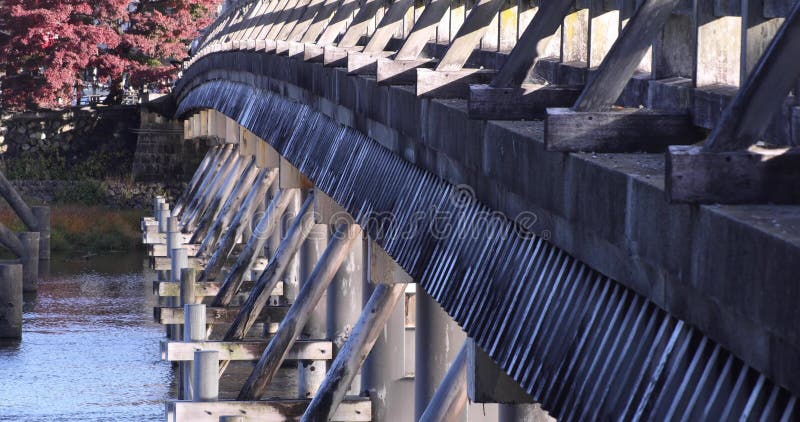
[{"left": 0, "top": 251, "right": 172, "bottom": 421}]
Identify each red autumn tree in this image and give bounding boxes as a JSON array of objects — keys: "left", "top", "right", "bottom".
[{"left": 0, "top": 0, "right": 221, "bottom": 110}]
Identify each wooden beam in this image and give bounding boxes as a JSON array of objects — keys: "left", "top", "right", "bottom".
[
  {"left": 572, "top": 0, "right": 681, "bottom": 111},
  {"left": 347, "top": 51, "right": 395, "bottom": 75},
  {"left": 150, "top": 243, "right": 200, "bottom": 258},
  {"left": 544, "top": 107, "right": 703, "bottom": 152},
  {"left": 466, "top": 339, "right": 533, "bottom": 403},
  {"left": 314, "top": 0, "right": 361, "bottom": 45},
  {"left": 166, "top": 398, "right": 372, "bottom": 422},
  {"left": 490, "top": 0, "right": 574, "bottom": 88},
  {"left": 362, "top": 0, "right": 416, "bottom": 54},
  {"left": 376, "top": 58, "right": 436, "bottom": 85},
  {"left": 324, "top": 45, "right": 362, "bottom": 67},
  {"left": 161, "top": 340, "right": 332, "bottom": 361},
  {"left": 143, "top": 232, "right": 192, "bottom": 245},
  {"left": 152, "top": 255, "right": 207, "bottom": 271},
  {"left": 394, "top": 0, "right": 451, "bottom": 60},
  {"left": 468, "top": 84, "right": 583, "bottom": 120},
  {"left": 416, "top": 69, "right": 496, "bottom": 98},
  {"left": 154, "top": 305, "right": 289, "bottom": 325},
  {"left": 238, "top": 224, "right": 362, "bottom": 400},
  {"left": 436, "top": 0, "right": 506, "bottom": 71},
  {"left": 703, "top": 0, "right": 800, "bottom": 152},
  {"left": 666, "top": 145, "right": 800, "bottom": 203},
  {"left": 303, "top": 43, "right": 325, "bottom": 61},
  {"left": 369, "top": 239, "right": 413, "bottom": 284},
  {"left": 153, "top": 280, "right": 284, "bottom": 298},
  {"left": 336, "top": 0, "right": 387, "bottom": 48},
  {"left": 303, "top": 283, "right": 408, "bottom": 420}
]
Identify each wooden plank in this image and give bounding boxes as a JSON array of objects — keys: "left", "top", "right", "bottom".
[
  {"left": 154, "top": 305, "right": 290, "bottom": 325},
  {"left": 153, "top": 281, "right": 284, "bottom": 298},
  {"left": 324, "top": 45, "right": 362, "bottom": 67},
  {"left": 347, "top": 51, "right": 395, "bottom": 75},
  {"left": 435, "top": 0, "right": 506, "bottom": 71},
  {"left": 376, "top": 58, "right": 436, "bottom": 85},
  {"left": 703, "top": 0, "right": 800, "bottom": 152},
  {"left": 148, "top": 243, "right": 201, "bottom": 257},
  {"left": 666, "top": 145, "right": 800, "bottom": 203},
  {"left": 544, "top": 107, "right": 702, "bottom": 152},
  {"left": 288, "top": 41, "right": 305, "bottom": 59},
  {"left": 166, "top": 398, "right": 372, "bottom": 422},
  {"left": 572, "top": 0, "right": 682, "bottom": 111},
  {"left": 143, "top": 232, "right": 192, "bottom": 245},
  {"left": 275, "top": 40, "right": 290, "bottom": 55},
  {"left": 303, "top": 43, "right": 325, "bottom": 62},
  {"left": 394, "top": 0, "right": 451, "bottom": 60},
  {"left": 161, "top": 340, "right": 332, "bottom": 361},
  {"left": 336, "top": 0, "right": 388, "bottom": 48},
  {"left": 416, "top": 69, "right": 496, "bottom": 98},
  {"left": 152, "top": 256, "right": 209, "bottom": 271},
  {"left": 468, "top": 84, "right": 583, "bottom": 120},
  {"left": 362, "top": 0, "right": 416, "bottom": 54},
  {"left": 490, "top": 0, "right": 574, "bottom": 88},
  {"left": 369, "top": 239, "right": 413, "bottom": 284}
]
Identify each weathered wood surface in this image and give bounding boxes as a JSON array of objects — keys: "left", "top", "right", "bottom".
[
  {"left": 152, "top": 256, "right": 209, "bottom": 271},
  {"left": 303, "top": 43, "right": 325, "bottom": 61},
  {"left": 143, "top": 232, "right": 192, "bottom": 245},
  {"left": 347, "top": 51, "right": 395, "bottom": 75},
  {"left": 161, "top": 340, "right": 332, "bottom": 361},
  {"left": 149, "top": 243, "right": 201, "bottom": 257},
  {"left": 573, "top": 0, "right": 682, "bottom": 111},
  {"left": 166, "top": 398, "right": 372, "bottom": 422},
  {"left": 417, "top": 69, "right": 496, "bottom": 98},
  {"left": 490, "top": 0, "right": 574, "bottom": 88},
  {"left": 703, "top": 0, "right": 800, "bottom": 151},
  {"left": 153, "top": 280, "right": 284, "bottom": 297},
  {"left": 394, "top": 0, "right": 451, "bottom": 60},
  {"left": 435, "top": 0, "right": 506, "bottom": 71},
  {"left": 154, "top": 305, "right": 289, "bottom": 325},
  {"left": 376, "top": 58, "right": 436, "bottom": 85},
  {"left": 303, "top": 283, "right": 408, "bottom": 420},
  {"left": 369, "top": 240, "right": 413, "bottom": 284},
  {"left": 468, "top": 84, "right": 583, "bottom": 120},
  {"left": 323, "top": 46, "right": 361, "bottom": 67},
  {"left": 362, "top": 0, "right": 416, "bottom": 54},
  {"left": 545, "top": 107, "right": 702, "bottom": 152},
  {"left": 666, "top": 145, "right": 800, "bottom": 203},
  {"left": 238, "top": 224, "right": 362, "bottom": 400}
]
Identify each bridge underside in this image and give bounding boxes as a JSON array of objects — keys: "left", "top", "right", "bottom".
[{"left": 175, "top": 75, "right": 798, "bottom": 419}]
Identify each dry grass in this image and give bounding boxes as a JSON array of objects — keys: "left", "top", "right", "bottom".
[{"left": 0, "top": 204, "right": 144, "bottom": 253}]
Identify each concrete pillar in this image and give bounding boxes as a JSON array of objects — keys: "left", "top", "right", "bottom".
[
  {"left": 31, "top": 206, "right": 50, "bottom": 260},
  {"left": 298, "top": 223, "right": 329, "bottom": 398},
  {"left": 193, "top": 350, "right": 219, "bottom": 402},
  {"left": 415, "top": 288, "right": 466, "bottom": 421},
  {"left": 183, "top": 303, "right": 208, "bottom": 400},
  {"left": 282, "top": 190, "right": 303, "bottom": 303},
  {"left": 327, "top": 234, "right": 365, "bottom": 394},
  {"left": 361, "top": 279, "right": 412, "bottom": 421},
  {"left": 18, "top": 232, "right": 39, "bottom": 293},
  {"left": 0, "top": 263, "right": 23, "bottom": 339}
]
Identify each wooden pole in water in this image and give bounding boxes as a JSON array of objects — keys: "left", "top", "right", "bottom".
[
  {"left": 17, "top": 232, "right": 39, "bottom": 293},
  {"left": 303, "top": 283, "right": 408, "bottom": 421},
  {"left": 419, "top": 342, "right": 468, "bottom": 422},
  {"left": 181, "top": 268, "right": 199, "bottom": 307},
  {"left": 298, "top": 224, "right": 329, "bottom": 399},
  {"left": 183, "top": 303, "right": 208, "bottom": 400},
  {"left": 158, "top": 203, "right": 170, "bottom": 233},
  {"left": 169, "top": 248, "right": 189, "bottom": 340},
  {"left": 0, "top": 171, "right": 38, "bottom": 231},
  {"left": 0, "top": 263, "right": 23, "bottom": 339},
  {"left": 166, "top": 217, "right": 181, "bottom": 258},
  {"left": 237, "top": 223, "right": 362, "bottom": 400},
  {"left": 0, "top": 223, "right": 25, "bottom": 258},
  {"left": 31, "top": 206, "right": 50, "bottom": 260},
  {"left": 193, "top": 350, "right": 220, "bottom": 402}
]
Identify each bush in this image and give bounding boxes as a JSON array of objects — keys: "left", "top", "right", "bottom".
[{"left": 52, "top": 180, "right": 108, "bottom": 205}]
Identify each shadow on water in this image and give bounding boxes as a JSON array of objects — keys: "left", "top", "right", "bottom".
[{"left": 0, "top": 251, "right": 174, "bottom": 421}]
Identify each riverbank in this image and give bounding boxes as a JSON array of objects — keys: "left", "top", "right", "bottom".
[{"left": 0, "top": 203, "right": 146, "bottom": 255}]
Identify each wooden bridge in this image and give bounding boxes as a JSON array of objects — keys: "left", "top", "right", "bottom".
[{"left": 142, "top": 0, "right": 800, "bottom": 419}]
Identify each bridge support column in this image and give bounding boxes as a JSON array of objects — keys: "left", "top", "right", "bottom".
[
  {"left": 0, "top": 263, "right": 23, "bottom": 339},
  {"left": 415, "top": 287, "right": 466, "bottom": 420},
  {"left": 298, "top": 223, "right": 329, "bottom": 398},
  {"left": 18, "top": 232, "right": 39, "bottom": 293}
]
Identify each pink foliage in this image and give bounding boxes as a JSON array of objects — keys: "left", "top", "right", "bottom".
[{"left": 0, "top": 0, "right": 222, "bottom": 110}]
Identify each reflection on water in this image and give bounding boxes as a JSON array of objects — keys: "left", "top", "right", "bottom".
[{"left": 0, "top": 252, "right": 172, "bottom": 421}]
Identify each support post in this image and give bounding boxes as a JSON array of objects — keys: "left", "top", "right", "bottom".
[
  {"left": 31, "top": 206, "right": 50, "bottom": 260},
  {"left": 303, "top": 283, "right": 408, "bottom": 421},
  {"left": 419, "top": 342, "right": 468, "bottom": 422},
  {"left": 18, "top": 232, "right": 39, "bottom": 293},
  {"left": 193, "top": 350, "right": 220, "bottom": 402},
  {"left": 167, "top": 217, "right": 182, "bottom": 258},
  {"left": 237, "top": 223, "right": 362, "bottom": 400},
  {"left": 159, "top": 203, "right": 171, "bottom": 233},
  {"left": 183, "top": 303, "right": 208, "bottom": 400},
  {"left": 169, "top": 248, "right": 189, "bottom": 340},
  {"left": 0, "top": 263, "right": 23, "bottom": 339},
  {"left": 298, "top": 224, "right": 329, "bottom": 399}
]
